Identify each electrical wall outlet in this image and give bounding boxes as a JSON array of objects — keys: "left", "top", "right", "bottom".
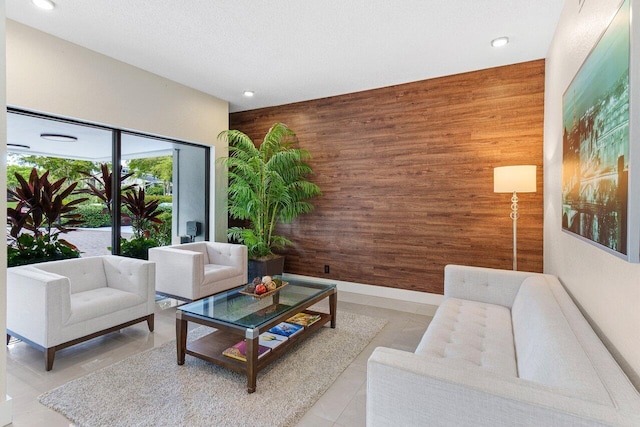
[{"left": 324, "top": 265, "right": 330, "bottom": 274}]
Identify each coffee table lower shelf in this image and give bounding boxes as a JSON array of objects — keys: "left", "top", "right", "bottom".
[{"left": 179, "top": 310, "right": 334, "bottom": 391}]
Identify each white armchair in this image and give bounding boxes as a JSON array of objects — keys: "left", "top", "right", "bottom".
[
  {"left": 6, "top": 255, "right": 155, "bottom": 371},
  {"left": 148, "top": 241, "right": 247, "bottom": 301}
]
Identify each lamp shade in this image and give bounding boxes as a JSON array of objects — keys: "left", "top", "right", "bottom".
[{"left": 494, "top": 165, "right": 536, "bottom": 193}]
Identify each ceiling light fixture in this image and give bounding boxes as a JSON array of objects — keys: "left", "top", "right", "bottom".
[
  {"left": 491, "top": 37, "right": 509, "bottom": 48},
  {"left": 40, "top": 133, "right": 78, "bottom": 142},
  {"left": 32, "top": 0, "right": 56, "bottom": 10},
  {"left": 243, "top": 91, "right": 255, "bottom": 97},
  {"left": 7, "top": 143, "right": 31, "bottom": 150}
]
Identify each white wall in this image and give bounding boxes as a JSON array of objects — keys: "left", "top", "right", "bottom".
[
  {"left": 545, "top": 0, "right": 640, "bottom": 388},
  {"left": 5, "top": 20, "right": 230, "bottom": 241},
  {"left": 0, "top": 6, "right": 12, "bottom": 427}
]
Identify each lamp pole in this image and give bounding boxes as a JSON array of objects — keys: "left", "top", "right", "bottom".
[{"left": 510, "top": 191, "right": 519, "bottom": 271}]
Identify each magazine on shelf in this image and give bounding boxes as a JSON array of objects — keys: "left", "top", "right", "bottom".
[
  {"left": 222, "top": 340, "right": 271, "bottom": 362},
  {"left": 286, "top": 312, "right": 322, "bottom": 327},
  {"left": 259, "top": 332, "right": 289, "bottom": 349},
  {"left": 267, "top": 322, "right": 304, "bottom": 338}
]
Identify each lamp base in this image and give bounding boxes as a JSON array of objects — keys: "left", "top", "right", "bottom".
[{"left": 511, "top": 191, "right": 519, "bottom": 271}]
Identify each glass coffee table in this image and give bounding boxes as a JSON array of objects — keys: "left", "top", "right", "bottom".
[{"left": 176, "top": 277, "right": 337, "bottom": 393}]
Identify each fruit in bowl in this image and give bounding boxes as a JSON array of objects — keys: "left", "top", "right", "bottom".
[{"left": 245, "top": 276, "right": 287, "bottom": 296}]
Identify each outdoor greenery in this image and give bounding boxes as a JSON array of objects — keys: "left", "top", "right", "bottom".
[
  {"left": 146, "top": 195, "right": 173, "bottom": 204},
  {"left": 75, "top": 163, "right": 168, "bottom": 259},
  {"left": 219, "top": 123, "right": 322, "bottom": 259},
  {"left": 146, "top": 185, "right": 165, "bottom": 196},
  {"left": 150, "top": 211, "right": 172, "bottom": 246},
  {"left": 8, "top": 234, "right": 81, "bottom": 267},
  {"left": 18, "top": 155, "right": 98, "bottom": 183},
  {"left": 7, "top": 157, "right": 174, "bottom": 264},
  {"left": 73, "top": 204, "right": 112, "bottom": 228},
  {"left": 7, "top": 164, "right": 38, "bottom": 189},
  {"left": 7, "top": 168, "right": 87, "bottom": 267},
  {"left": 73, "top": 203, "right": 172, "bottom": 229},
  {"left": 118, "top": 208, "right": 171, "bottom": 260},
  {"left": 78, "top": 163, "right": 134, "bottom": 215},
  {"left": 121, "top": 188, "right": 163, "bottom": 239},
  {"left": 128, "top": 156, "right": 172, "bottom": 195},
  {"left": 75, "top": 164, "right": 171, "bottom": 232},
  {"left": 119, "top": 236, "right": 159, "bottom": 260}
]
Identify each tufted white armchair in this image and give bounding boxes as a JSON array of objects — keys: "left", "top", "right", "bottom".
[
  {"left": 6, "top": 255, "right": 155, "bottom": 371},
  {"left": 148, "top": 241, "right": 247, "bottom": 301}
]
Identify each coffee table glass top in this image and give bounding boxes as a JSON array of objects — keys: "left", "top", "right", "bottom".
[{"left": 178, "top": 278, "right": 335, "bottom": 329}]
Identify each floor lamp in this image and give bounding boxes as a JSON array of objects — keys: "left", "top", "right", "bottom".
[{"left": 494, "top": 165, "right": 536, "bottom": 271}]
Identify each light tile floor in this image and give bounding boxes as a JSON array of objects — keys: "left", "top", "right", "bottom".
[{"left": 5, "top": 292, "right": 435, "bottom": 427}]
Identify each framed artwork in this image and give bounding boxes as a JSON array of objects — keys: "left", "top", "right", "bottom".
[{"left": 562, "top": 0, "right": 633, "bottom": 260}]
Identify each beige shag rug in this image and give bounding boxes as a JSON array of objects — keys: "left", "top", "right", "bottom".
[{"left": 39, "top": 311, "right": 386, "bottom": 427}]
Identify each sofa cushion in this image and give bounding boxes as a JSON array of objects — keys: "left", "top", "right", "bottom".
[
  {"left": 67, "top": 287, "right": 145, "bottom": 325},
  {"left": 203, "top": 264, "right": 243, "bottom": 284},
  {"left": 511, "top": 276, "right": 611, "bottom": 405},
  {"left": 415, "top": 298, "right": 517, "bottom": 376},
  {"left": 34, "top": 257, "right": 107, "bottom": 293}
]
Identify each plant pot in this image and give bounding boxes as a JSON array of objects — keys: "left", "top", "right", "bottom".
[{"left": 248, "top": 256, "right": 285, "bottom": 281}]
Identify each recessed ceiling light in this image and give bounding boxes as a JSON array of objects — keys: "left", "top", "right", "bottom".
[
  {"left": 40, "top": 133, "right": 77, "bottom": 142},
  {"left": 7, "top": 144, "right": 31, "bottom": 150},
  {"left": 243, "top": 91, "right": 255, "bottom": 97},
  {"left": 32, "top": 0, "right": 56, "bottom": 10},
  {"left": 491, "top": 37, "right": 509, "bottom": 48}
]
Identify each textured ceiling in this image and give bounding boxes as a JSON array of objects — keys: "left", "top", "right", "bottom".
[{"left": 6, "top": 0, "right": 564, "bottom": 113}]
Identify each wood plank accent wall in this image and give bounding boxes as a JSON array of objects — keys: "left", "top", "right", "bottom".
[{"left": 230, "top": 59, "right": 545, "bottom": 294}]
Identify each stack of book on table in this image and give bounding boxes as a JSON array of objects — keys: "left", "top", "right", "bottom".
[
  {"left": 222, "top": 312, "right": 323, "bottom": 361},
  {"left": 221, "top": 340, "right": 271, "bottom": 362},
  {"left": 286, "top": 312, "right": 322, "bottom": 327}
]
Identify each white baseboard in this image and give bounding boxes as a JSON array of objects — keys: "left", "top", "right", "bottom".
[
  {"left": 0, "top": 395, "right": 12, "bottom": 427},
  {"left": 283, "top": 273, "right": 444, "bottom": 307}
]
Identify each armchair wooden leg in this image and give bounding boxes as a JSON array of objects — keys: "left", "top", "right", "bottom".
[
  {"left": 6, "top": 334, "right": 10, "bottom": 345},
  {"left": 146, "top": 314, "right": 155, "bottom": 332},
  {"left": 45, "top": 347, "right": 56, "bottom": 371}
]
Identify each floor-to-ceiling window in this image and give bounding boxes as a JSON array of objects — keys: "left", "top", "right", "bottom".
[{"left": 7, "top": 109, "right": 210, "bottom": 259}]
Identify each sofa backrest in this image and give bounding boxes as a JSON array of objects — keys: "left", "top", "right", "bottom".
[
  {"left": 512, "top": 276, "right": 613, "bottom": 405},
  {"left": 205, "top": 243, "right": 244, "bottom": 268},
  {"left": 33, "top": 257, "right": 107, "bottom": 293},
  {"left": 444, "top": 264, "right": 533, "bottom": 308}
]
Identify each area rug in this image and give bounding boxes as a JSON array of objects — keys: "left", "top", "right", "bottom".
[{"left": 39, "top": 311, "right": 386, "bottom": 427}]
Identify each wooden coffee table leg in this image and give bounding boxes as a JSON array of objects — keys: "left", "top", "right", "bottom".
[
  {"left": 246, "top": 329, "right": 259, "bottom": 393},
  {"left": 330, "top": 291, "right": 337, "bottom": 328},
  {"left": 176, "top": 313, "right": 187, "bottom": 365}
]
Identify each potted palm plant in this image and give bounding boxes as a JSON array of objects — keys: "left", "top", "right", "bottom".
[{"left": 219, "top": 123, "right": 322, "bottom": 279}]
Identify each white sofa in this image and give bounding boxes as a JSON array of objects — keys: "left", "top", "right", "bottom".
[
  {"left": 367, "top": 265, "right": 640, "bottom": 426},
  {"left": 6, "top": 255, "right": 155, "bottom": 371},
  {"left": 148, "top": 241, "right": 247, "bottom": 301}
]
